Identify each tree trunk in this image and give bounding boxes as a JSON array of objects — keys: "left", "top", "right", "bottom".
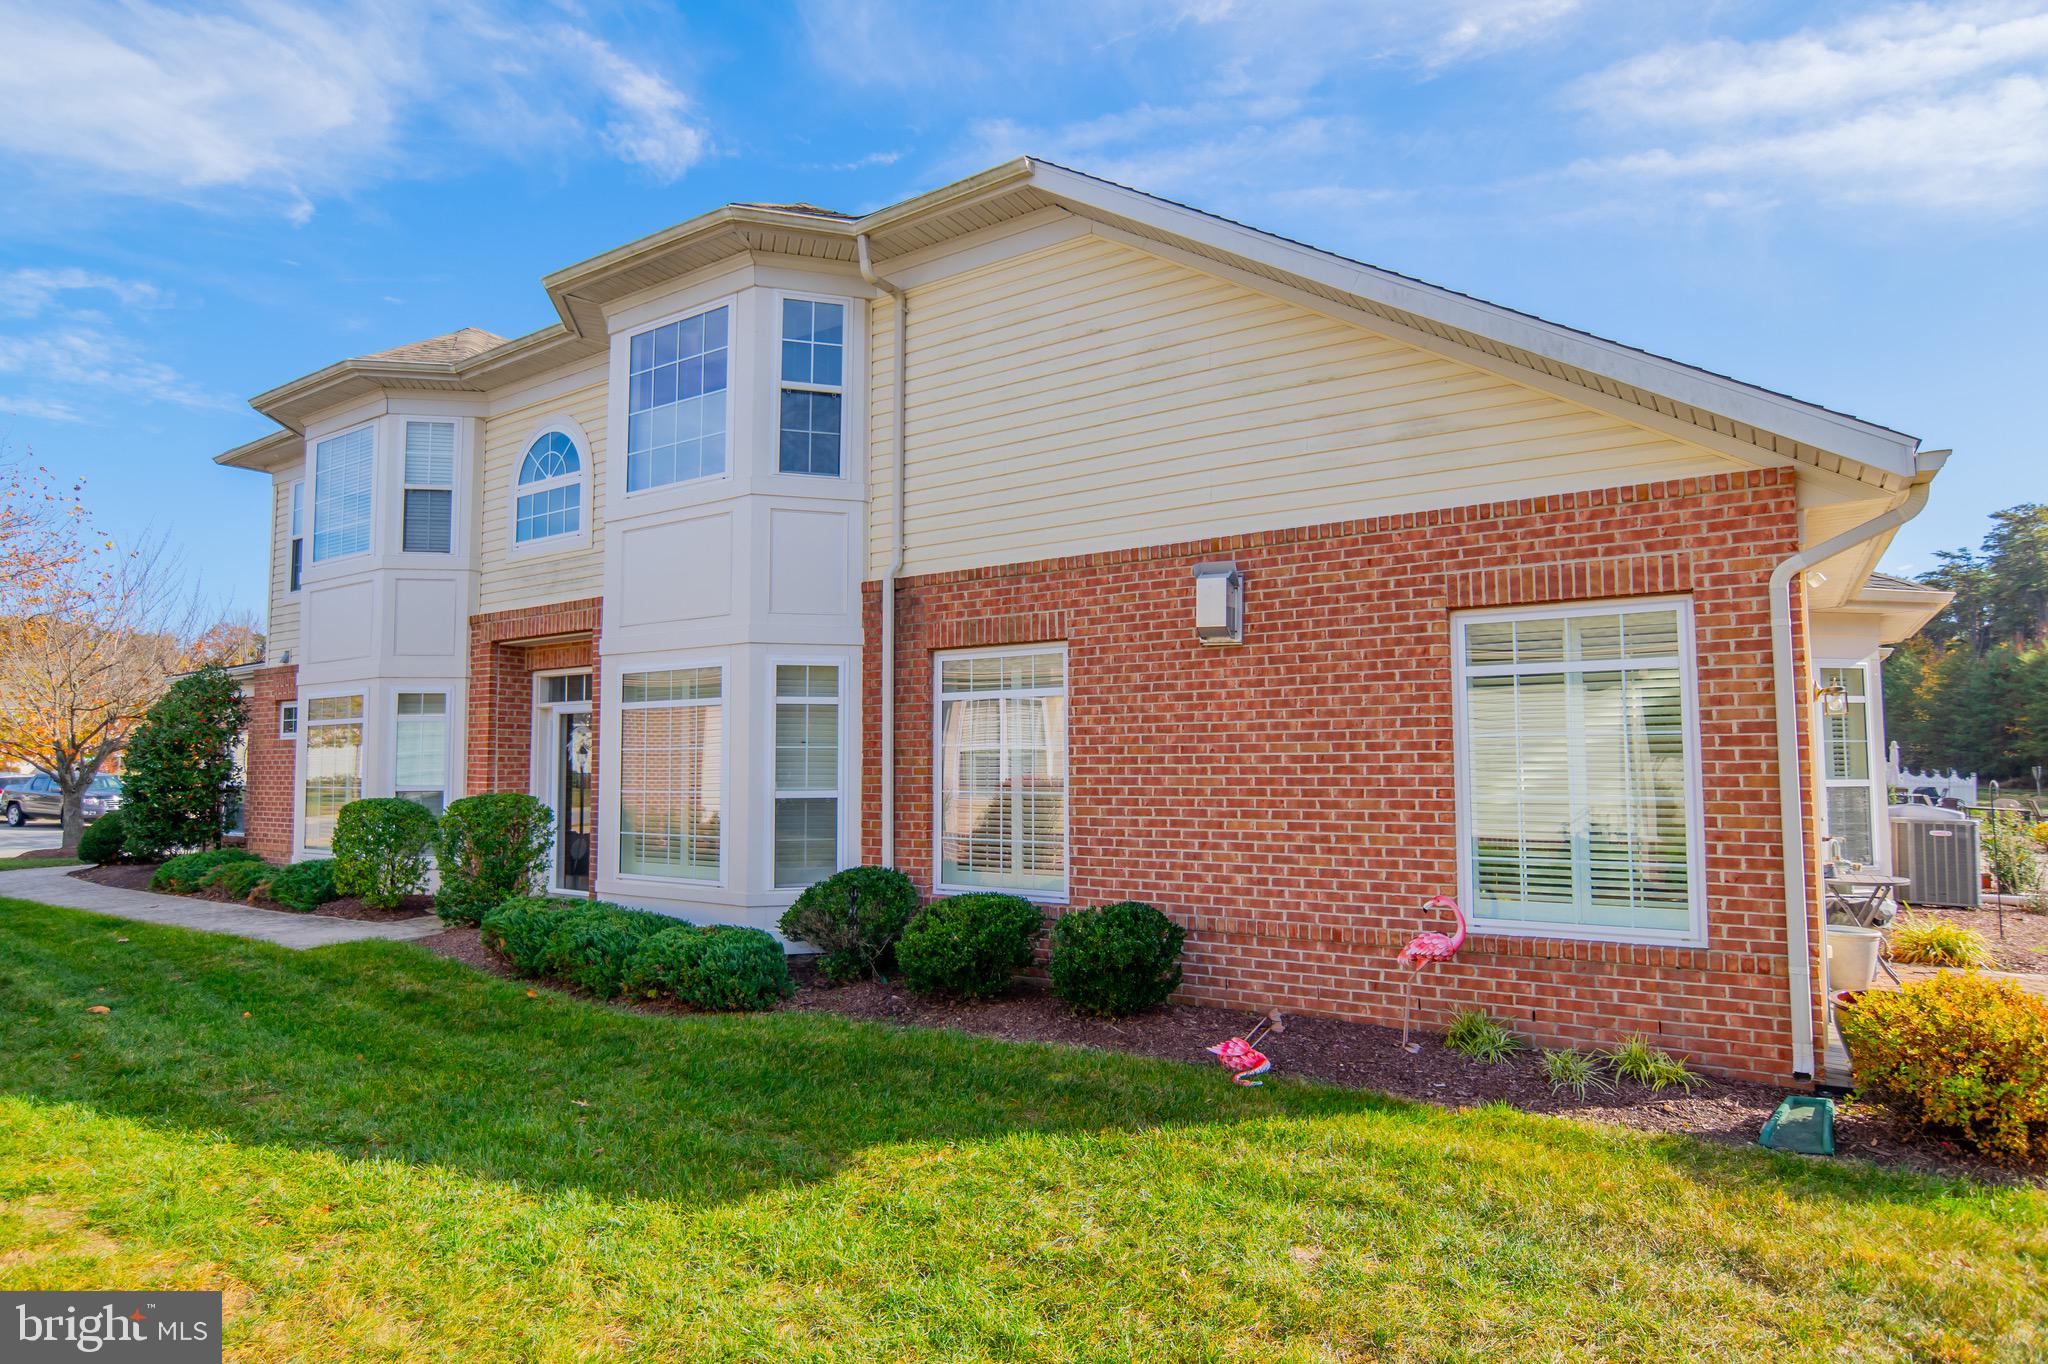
[{"left": 58, "top": 785, "right": 85, "bottom": 850}]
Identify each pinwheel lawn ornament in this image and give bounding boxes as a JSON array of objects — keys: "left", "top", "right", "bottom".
[
  {"left": 1396, "top": 895, "right": 1467, "bottom": 1052},
  {"left": 1207, "top": 1009, "right": 1284, "bottom": 1085}
]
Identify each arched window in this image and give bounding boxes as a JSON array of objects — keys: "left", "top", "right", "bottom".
[{"left": 515, "top": 430, "right": 582, "bottom": 543}]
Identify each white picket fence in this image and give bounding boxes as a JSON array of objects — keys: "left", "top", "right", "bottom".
[{"left": 1888, "top": 741, "right": 1977, "bottom": 805}]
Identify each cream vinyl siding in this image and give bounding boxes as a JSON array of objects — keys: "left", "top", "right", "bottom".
[
  {"left": 267, "top": 470, "right": 300, "bottom": 661},
  {"left": 479, "top": 378, "right": 607, "bottom": 613},
  {"left": 867, "top": 233, "right": 1745, "bottom": 578}
]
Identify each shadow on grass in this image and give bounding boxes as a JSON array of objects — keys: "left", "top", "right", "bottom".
[{"left": 0, "top": 899, "right": 2010, "bottom": 1212}]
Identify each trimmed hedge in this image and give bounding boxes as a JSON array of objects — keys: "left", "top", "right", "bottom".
[
  {"left": 205, "top": 857, "right": 274, "bottom": 901},
  {"left": 267, "top": 858, "right": 340, "bottom": 912},
  {"left": 778, "top": 866, "right": 919, "bottom": 984},
  {"left": 152, "top": 847, "right": 262, "bottom": 894},
  {"left": 1047, "top": 901, "right": 1185, "bottom": 1018},
  {"left": 897, "top": 893, "right": 1043, "bottom": 1000},
  {"left": 77, "top": 809, "right": 129, "bottom": 865},
  {"left": 481, "top": 898, "right": 792, "bottom": 1011},
  {"left": 434, "top": 792, "right": 553, "bottom": 925},
  {"left": 332, "top": 797, "right": 438, "bottom": 909}
]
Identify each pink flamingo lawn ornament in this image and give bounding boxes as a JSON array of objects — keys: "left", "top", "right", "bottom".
[{"left": 1396, "top": 895, "right": 1467, "bottom": 1053}]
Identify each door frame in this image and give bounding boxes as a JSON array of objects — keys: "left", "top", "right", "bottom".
[{"left": 531, "top": 669, "right": 594, "bottom": 896}]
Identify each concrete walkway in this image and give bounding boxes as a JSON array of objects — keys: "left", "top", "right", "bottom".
[{"left": 0, "top": 865, "right": 445, "bottom": 949}]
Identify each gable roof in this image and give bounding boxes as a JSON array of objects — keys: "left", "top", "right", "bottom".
[{"left": 220, "top": 158, "right": 1934, "bottom": 488}]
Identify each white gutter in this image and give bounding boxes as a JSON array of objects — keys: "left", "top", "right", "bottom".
[
  {"left": 1770, "top": 448, "right": 1946, "bottom": 1078},
  {"left": 858, "top": 233, "right": 908, "bottom": 865}
]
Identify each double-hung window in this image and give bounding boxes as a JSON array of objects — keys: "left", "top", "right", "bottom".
[
  {"left": 514, "top": 431, "right": 582, "bottom": 544},
  {"left": 616, "top": 665, "right": 723, "bottom": 881},
  {"left": 936, "top": 648, "right": 1067, "bottom": 896},
  {"left": 778, "top": 298, "right": 844, "bottom": 477},
  {"left": 302, "top": 694, "right": 364, "bottom": 850},
  {"left": 311, "top": 426, "right": 373, "bottom": 561},
  {"left": 278, "top": 701, "right": 299, "bottom": 739},
  {"left": 1819, "top": 664, "right": 1880, "bottom": 867},
  {"left": 402, "top": 421, "right": 455, "bottom": 554},
  {"left": 287, "top": 480, "right": 304, "bottom": 591},
  {"left": 773, "top": 664, "right": 840, "bottom": 887},
  {"left": 395, "top": 692, "right": 449, "bottom": 815},
  {"left": 626, "top": 305, "right": 729, "bottom": 491},
  {"left": 1454, "top": 599, "right": 1704, "bottom": 942}
]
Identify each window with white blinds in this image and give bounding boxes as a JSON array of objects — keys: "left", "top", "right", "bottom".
[
  {"left": 402, "top": 421, "right": 455, "bottom": 554},
  {"left": 1455, "top": 600, "right": 1704, "bottom": 943},
  {"left": 394, "top": 691, "right": 449, "bottom": 815},
  {"left": 288, "top": 480, "right": 304, "bottom": 591},
  {"left": 626, "top": 305, "right": 728, "bottom": 491},
  {"left": 936, "top": 648, "right": 1067, "bottom": 896},
  {"left": 773, "top": 663, "right": 840, "bottom": 888},
  {"left": 312, "top": 426, "right": 373, "bottom": 561},
  {"left": 302, "top": 694, "right": 364, "bottom": 849},
  {"left": 1820, "top": 664, "right": 1879, "bottom": 867},
  {"left": 617, "top": 665, "right": 723, "bottom": 881}
]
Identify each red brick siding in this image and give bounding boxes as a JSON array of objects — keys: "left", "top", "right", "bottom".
[
  {"left": 465, "top": 601, "right": 602, "bottom": 850},
  {"left": 864, "top": 469, "right": 1824, "bottom": 1082},
  {"left": 241, "top": 663, "right": 298, "bottom": 862}
]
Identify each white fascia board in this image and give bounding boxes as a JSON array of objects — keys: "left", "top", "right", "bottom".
[{"left": 1025, "top": 160, "right": 1922, "bottom": 480}]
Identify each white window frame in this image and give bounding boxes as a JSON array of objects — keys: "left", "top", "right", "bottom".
[
  {"left": 622, "top": 297, "right": 735, "bottom": 499},
  {"left": 1817, "top": 656, "right": 1888, "bottom": 874},
  {"left": 310, "top": 422, "right": 375, "bottom": 564},
  {"left": 932, "top": 642, "right": 1070, "bottom": 903},
  {"left": 400, "top": 420, "right": 457, "bottom": 556},
  {"left": 278, "top": 701, "right": 299, "bottom": 740},
  {"left": 299, "top": 690, "right": 366, "bottom": 853},
  {"left": 506, "top": 415, "right": 593, "bottom": 558},
  {"left": 767, "top": 656, "right": 847, "bottom": 890},
  {"left": 776, "top": 291, "right": 847, "bottom": 480},
  {"left": 1450, "top": 595, "right": 1708, "bottom": 948},
  {"left": 286, "top": 479, "right": 305, "bottom": 595},
  {"left": 612, "top": 655, "right": 729, "bottom": 889},
  {"left": 393, "top": 690, "right": 451, "bottom": 815}
]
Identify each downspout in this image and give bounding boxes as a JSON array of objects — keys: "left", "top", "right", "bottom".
[
  {"left": 1771, "top": 449, "right": 1947, "bottom": 1078},
  {"left": 858, "top": 233, "right": 907, "bottom": 865}
]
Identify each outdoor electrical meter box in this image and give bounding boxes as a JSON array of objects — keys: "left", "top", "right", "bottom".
[{"left": 1193, "top": 562, "right": 1243, "bottom": 645}]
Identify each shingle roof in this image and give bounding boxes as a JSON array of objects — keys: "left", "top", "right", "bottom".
[
  {"left": 1866, "top": 570, "right": 1933, "bottom": 592},
  {"left": 730, "top": 201, "right": 854, "bottom": 219},
  {"left": 358, "top": 326, "right": 508, "bottom": 365}
]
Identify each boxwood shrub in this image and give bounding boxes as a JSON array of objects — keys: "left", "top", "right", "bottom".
[
  {"left": 77, "top": 808, "right": 129, "bottom": 865},
  {"left": 152, "top": 847, "right": 262, "bottom": 894},
  {"left": 624, "top": 924, "right": 793, "bottom": 1011},
  {"left": 481, "top": 897, "right": 575, "bottom": 975},
  {"left": 266, "top": 858, "right": 340, "bottom": 912},
  {"left": 1047, "top": 901, "right": 1185, "bottom": 1017},
  {"left": 778, "top": 865, "right": 919, "bottom": 984},
  {"left": 897, "top": 893, "right": 1043, "bottom": 1000},
  {"left": 533, "top": 901, "right": 677, "bottom": 998},
  {"left": 434, "top": 792, "right": 553, "bottom": 925},
  {"left": 332, "top": 797, "right": 438, "bottom": 909},
  {"left": 205, "top": 857, "right": 275, "bottom": 901}
]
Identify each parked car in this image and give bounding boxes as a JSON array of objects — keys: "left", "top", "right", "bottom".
[{"left": 1, "top": 773, "right": 122, "bottom": 826}]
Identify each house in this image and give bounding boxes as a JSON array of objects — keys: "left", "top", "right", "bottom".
[{"left": 214, "top": 158, "right": 1954, "bottom": 1085}]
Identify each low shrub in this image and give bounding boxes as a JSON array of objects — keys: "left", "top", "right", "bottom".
[
  {"left": 77, "top": 809, "right": 129, "bottom": 865},
  {"left": 266, "top": 858, "right": 339, "bottom": 912},
  {"left": 1606, "top": 1037, "right": 1699, "bottom": 1092},
  {"left": 624, "top": 924, "right": 794, "bottom": 1011},
  {"left": 1887, "top": 915, "right": 1992, "bottom": 968},
  {"left": 1542, "top": 1048, "right": 1608, "bottom": 1099},
  {"left": 1047, "top": 900, "right": 1185, "bottom": 1018},
  {"left": 481, "top": 897, "right": 574, "bottom": 976},
  {"left": 205, "top": 858, "right": 274, "bottom": 901},
  {"left": 434, "top": 792, "right": 553, "bottom": 925},
  {"left": 1444, "top": 1009, "right": 1521, "bottom": 1063},
  {"left": 897, "top": 893, "right": 1043, "bottom": 1000},
  {"left": 332, "top": 797, "right": 438, "bottom": 909},
  {"left": 1983, "top": 809, "right": 2041, "bottom": 896},
  {"left": 1836, "top": 971, "right": 2048, "bottom": 1159},
  {"left": 534, "top": 901, "right": 677, "bottom": 998},
  {"left": 2032, "top": 821, "right": 2048, "bottom": 851},
  {"left": 152, "top": 847, "right": 261, "bottom": 893},
  {"left": 778, "top": 866, "right": 919, "bottom": 983}
]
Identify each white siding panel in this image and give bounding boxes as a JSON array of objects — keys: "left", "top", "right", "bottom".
[
  {"left": 267, "top": 471, "right": 300, "bottom": 661},
  {"left": 478, "top": 378, "right": 607, "bottom": 613},
  {"left": 867, "top": 234, "right": 1744, "bottom": 577}
]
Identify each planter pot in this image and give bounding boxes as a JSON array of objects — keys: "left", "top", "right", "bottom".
[{"left": 1825, "top": 924, "right": 1883, "bottom": 994}]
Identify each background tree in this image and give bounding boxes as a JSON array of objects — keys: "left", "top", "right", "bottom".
[
  {"left": 120, "top": 665, "right": 249, "bottom": 858},
  {"left": 0, "top": 447, "right": 89, "bottom": 613}
]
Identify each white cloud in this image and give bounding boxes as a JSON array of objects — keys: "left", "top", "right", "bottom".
[
  {"left": 0, "top": 394, "right": 89, "bottom": 424},
  {"left": 0, "top": 327, "right": 233, "bottom": 411},
  {"left": 1569, "top": 2, "right": 2048, "bottom": 213},
  {"left": 0, "top": 269, "right": 163, "bottom": 318},
  {"left": 0, "top": 0, "right": 714, "bottom": 220}
]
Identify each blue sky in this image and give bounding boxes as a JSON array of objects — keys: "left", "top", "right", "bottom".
[{"left": 2, "top": 0, "right": 2043, "bottom": 623}]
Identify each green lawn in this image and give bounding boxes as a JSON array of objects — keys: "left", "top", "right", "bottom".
[
  {"left": 1, "top": 898, "right": 2043, "bottom": 1362},
  {"left": 0, "top": 856, "right": 79, "bottom": 871}
]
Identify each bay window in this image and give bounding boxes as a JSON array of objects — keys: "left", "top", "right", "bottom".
[
  {"left": 311, "top": 426, "right": 373, "bottom": 561},
  {"left": 778, "top": 298, "right": 844, "bottom": 477},
  {"left": 936, "top": 648, "right": 1067, "bottom": 897},
  {"left": 395, "top": 692, "right": 449, "bottom": 815},
  {"left": 617, "top": 665, "right": 723, "bottom": 881},
  {"left": 773, "top": 663, "right": 840, "bottom": 888},
  {"left": 626, "top": 305, "right": 729, "bottom": 491},
  {"left": 302, "top": 694, "right": 364, "bottom": 850},
  {"left": 402, "top": 421, "right": 456, "bottom": 553},
  {"left": 1454, "top": 599, "right": 1704, "bottom": 943},
  {"left": 287, "top": 480, "right": 304, "bottom": 591}
]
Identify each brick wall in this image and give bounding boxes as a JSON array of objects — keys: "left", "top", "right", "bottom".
[
  {"left": 241, "top": 663, "right": 298, "bottom": 862},
  {"left": 465, "top": 601, "right": 601, "bottom": 838},
  {"left": 864, "top": 469, "right": 1823, "bottom": 1082}
]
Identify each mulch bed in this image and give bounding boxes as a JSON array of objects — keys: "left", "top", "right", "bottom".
[
  {"left": 416, "top": 925, "right": 2037, "bottom": 1186},
  {"left": 1898, "top": 904, "right": 2048, "bottom": 973},
  {"left": 69, "top": 864, "right": 433, "bottom": 923}
]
